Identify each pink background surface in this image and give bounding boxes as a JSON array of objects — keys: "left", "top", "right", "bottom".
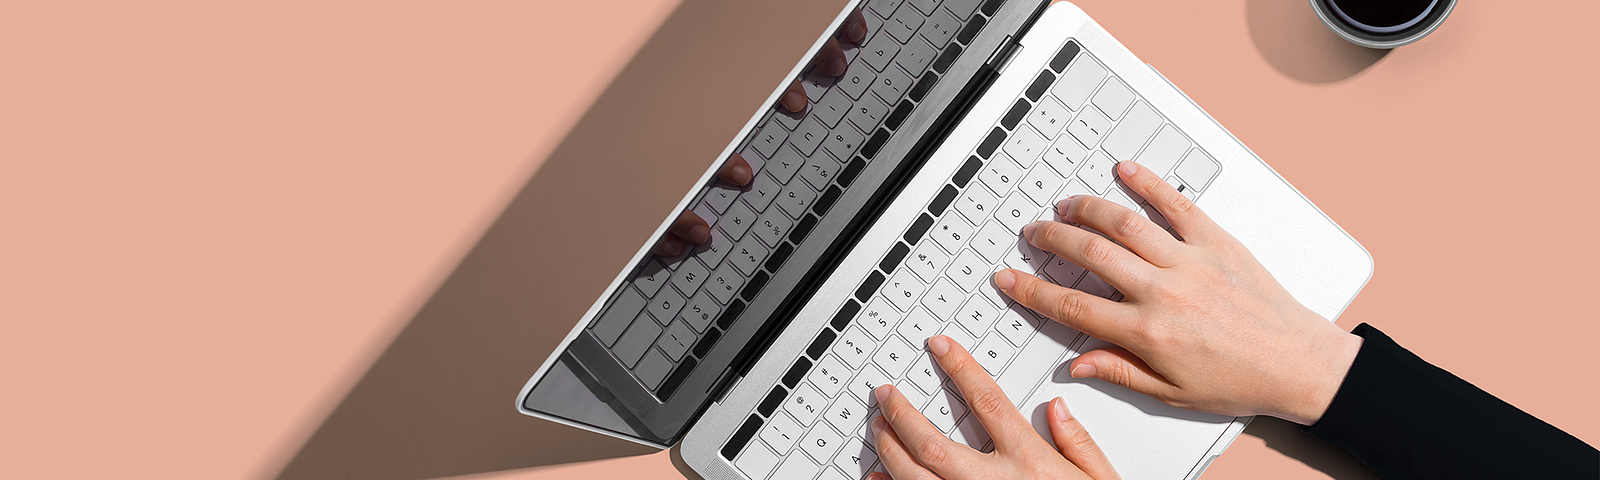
[{"left": 1, "top": 0, "right": 1594, "bottom": 479}]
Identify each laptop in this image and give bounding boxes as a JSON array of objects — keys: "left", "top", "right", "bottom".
[{"left": 517, "top": 1, "right": 1374, "bottom": 479}]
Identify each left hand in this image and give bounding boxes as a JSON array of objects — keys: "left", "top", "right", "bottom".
[{"left": 870, "top": 335, "right": 1122, "bottom": 480}]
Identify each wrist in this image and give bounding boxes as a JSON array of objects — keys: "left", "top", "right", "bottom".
[{"left": 1274, "top": 327, "right": 1364, "bottom": 425}]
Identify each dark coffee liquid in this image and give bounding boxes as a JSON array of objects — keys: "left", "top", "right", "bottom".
[{"left": 1326, "top": 0, "right": 1434, "bottom": 31}]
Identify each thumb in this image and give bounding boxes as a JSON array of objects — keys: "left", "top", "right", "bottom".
[
  {"left": 1070, "top": 348, "right": 1179, "bottom": 400},
  {"left": 1048, "top": 397, "right": 1121, "bottom": 480}
]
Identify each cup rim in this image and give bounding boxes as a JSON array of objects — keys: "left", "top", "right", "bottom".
[{"left": 1310, "top": 0, "right": 1457, "bottom": 49}]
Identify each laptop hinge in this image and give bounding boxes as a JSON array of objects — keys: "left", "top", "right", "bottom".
[{"left": 985, "top": 35, "right": 1023, "bottom": 74}]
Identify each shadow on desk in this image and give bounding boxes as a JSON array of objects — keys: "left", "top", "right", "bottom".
[
  {"left": 1243, "top": 416, "right": 1385, "bottom": 480},
  {"left": 265, "top": 1, "right": 848, "bottom": 479}
]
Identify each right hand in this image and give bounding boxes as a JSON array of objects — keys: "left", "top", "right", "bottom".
[{"left": 993, "top": 161, "right": 1363, "bottom": 426}]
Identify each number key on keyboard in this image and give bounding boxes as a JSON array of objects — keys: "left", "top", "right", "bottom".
[
  {"left": 858, "top": 296, "right": 898, "bottom": 340},
  {"left": 978, "top": 155, "right": 1023, "bottom": 195},
  {"left": 679, "top": 291, "right": 720, "bottom": 332},
  {"left": 810, "top": 355, "right": 851, "bottom": 398},
  {"left": 883, "top": 269, "right": 927, "bottom": 312},
  {"left": 729, "top": 236, "right": 770, "bottom": 276},
  {"left": 762, "top": 411, "right": 805, "bottom": 453},
  {"left": 705, "top": 263, "right": 746, "bottom": 304},
  {"left": 777, "top": 182, "right": 818, "bottom": 218},
  {"left": 787, "top": 383, "right": 827, "bottom": 425},
  {"left": 861, "top": 32, "right": 902, "bottom": 72},
  {"left": 753, "top": 210, "right": 795, "bottom": 248},
  {"left": 930, "top": 213, "right": 974, "bottom": 254},
  {"left": 834, "top": 326, "right": 875, "bottom": 368}
]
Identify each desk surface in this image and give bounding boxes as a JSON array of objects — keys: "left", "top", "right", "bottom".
[{"left": 1, "top": 0, "right": 1594, "bottom": 479}]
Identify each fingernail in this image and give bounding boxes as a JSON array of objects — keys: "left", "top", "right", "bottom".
[
  {"left": 1118, "top": 161, "right": 1138, "bottom": 176},
  {"left": 871, "top": 417, "right": 887, "bottom": 436},
  {"left": 688, "top": 224, "right": 711, "bottom": 244},
  {"left": 845, "top": 21, "right": 867, "bottom": 42},
  {"left": 782, "top": 91, "right": 805, "bottom": 111},
  {"left": 874, "top": 384, "right": 892, "bottom": 403},
  {"left": 827, "top": 57, "right": 848, "bottom": 76},
  {"left": 1071, "top": 363, "right": 1096, "bottom": 378},
  {"left": 1053, "top": 397, "right": 1073, "bottom": 420},
  {"left": 927, "top": 335, "right": 950, "bottom": 356},
  {"left": 1057, "top": 196, "right": 1078, "bottom": 218},
  {"left": 731, "top": 164, "right": 753, "bottom": 185},
  {"left": 993, "top": 269, "right": 1016, "bottom": 290},
  {"left": 1022, "top": 220, "right": 1043, "bottom": 240}
]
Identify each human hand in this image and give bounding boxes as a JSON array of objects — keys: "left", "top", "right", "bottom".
[
  {"left": 993, "top": 161, "right": 1363, "bottom": 426},
  {"left": 869, "top": 335, "right": 1120, "bottom": 480}
]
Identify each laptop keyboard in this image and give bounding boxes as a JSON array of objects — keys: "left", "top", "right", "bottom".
[
  {"left": 586, "top": 0, "right": 1004, "bottom": 400},
  {"left": 721, "top": 39, "right": 1225, "bottom": 480}
]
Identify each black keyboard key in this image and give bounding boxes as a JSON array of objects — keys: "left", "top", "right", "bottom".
[
  {"left": 953, "top": 156, "right": 982, "bottom": 187},
  {"left": 831, "top": 300, "right": 861, "bottom": 330},
  {"left": 929, "top": 184, "right": 958, "bottom": 216},
  {"left": 806, "top": 329, "right": 837, "bottom": 359},
  {"left": 740, "top": 271, "right": 771, "bottom": 301},
  {"left": 722, "top": 415, "right": 764, "bottom": 460},
  {"left": 861, "top": 128, "right": 891, "bottom": 159},
  {"left": 855, "top": 271, "right": 885, "bottom": 302},
  {"left": 981, "top": 0, "right": 1004, "bottom": 16},
  {"left": 1001, "top": 98, "right": 1031, "bottom": 130},
  {"left": 976, "top": 127, "right": 1006, "bottom": 159},
  {"left": 879, "top": 242, "right": 911, "bottom": 273},
  {"left": 904, "top": 213, "right": 935, "bottom": 245},
  {"left": 693, "top": 327, "right": 723, "bottom": 358},
  {"left": 957, "top": 15, "right": 986, "bottom": 45},
  {"left": 885, "top": 100, "right": 914, "bottom": 131},
  {"left": 656, "top": 357, "right": 697, "bottom": 399},
  {"left": 765, "top": 242, "right": 794, "bottom": 272},
  {"left": 782, "top": 357, "right": 813, "bottom": 388},
  {"left": 757, "top": 386, "right": 787, "bottom": 417},
  {"left": 815, "top": 185, "right": 843, "bottom": 215},
  {"left": 838, "top": 156, "right": 867, "bottom": 187},
  {"left": 1025, "top": 70, "right": 1055, "bottom": 102},
  {"left": 717, "top": 299, "right": 746, "bottom": 330},
  {"left": 789, "top": 213, "right": 819, "bottom": 243},
  {"left": 933, "top": 43, "right": 963, "bottom": 73},
  {"left": 1050, "top": 40, "right": 1081, "bottom": 72},
  {"left": 908, "top": 72, "right": 938, "bottom": 102}
]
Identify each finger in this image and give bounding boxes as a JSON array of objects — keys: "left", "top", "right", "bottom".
[
  {"left": 817, "top": 38, "right": 848, "bottom": 77},
  {"left": 925, "top": 335, "right": 1038, "bottom": 453},
  {"left": 839, "top": 9, "right": 869, "bottom": 44},
  {"left": 1023, "top": 217, "right": 1153, "bottom": 293},
  {"left": 718, "top": 153, "right": 754, "bottom": 186},
  {"left": 1054, "top": 190, "right": 1178, "bottom": 267},
  {"left": 666, "top": 210, "right": 711, "bottom": 245},
  {"left": 1048, "top": 397, "right": 1122, "bottom": 480},
  {"left": 781, "top": 80, "right": 807, "bottom": 113},
  {"left": 1070, "top": 348, "right": 1180, "bottom": 400},
  {"left": 1117, "top": 160, "right": 1221, "bottom": 244},
  {"left": 993, "top": 268, "right": 1137, "bottom": 349},
  {"left": 871, "top": 417, "right": 942, "bottom": 480},
  {"left": 651, "top": 234, "right": 688, "bottom": 257},
  {"left": 875, "top": 385, "right": 980, "bottom": 475}
]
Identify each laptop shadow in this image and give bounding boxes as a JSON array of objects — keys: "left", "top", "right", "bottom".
[
  {"left": 1246, "top": 0, "right": 1389, "bottom": 83},
  {"left": 265, "top": 1, "right": 850, "bottom": 479}
]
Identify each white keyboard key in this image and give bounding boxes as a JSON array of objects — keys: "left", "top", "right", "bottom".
[
  {"left": 592, "top": 289, "right": 647, "bottom": 347},
  {"left": 945, "top": 249, "right": 990, "bottom": 292},
  {"left": 1105, "top": 185, "right": 1141, "bottom": 212},
  {"left": 897, "top": 379, "right": 931, "bottom": 410},
  {"left": 811, "top": 355, "right": 851, "bottom": 398},
  {"left": 744, "top": 172, "right": 783, "bottom": 212},
  {"left": 994, "top": 192, "right": 1042, "bottom": 233},
  {"left": 704, "top": 263, "right": 745, "bottom": 304},
  {"left": 1091, "top": 77, "right": 1136, "bottom": 120},
  {"left": 1077, "top": 151, "right": 1117, "bottom": 194},
  {"left": 1028, "top": 96, "right": 1072, "bottom": 139},
  {"left": 762, "top": 410, "right": 805, "bottom": 453},
  {"left": 792, "top": 117, "right": 828, "bottom": 156},
  {"left": 908, "top": 0, "right": 940, "bottom": 15},
  {"left": 1002, "top": 125, "right": 1048, "bottom": 166},
  {"left": 656, "top": 320, "right": 694, "bottom": 361},
  {"left": 885, "top": 5, "right": 925, "bottom": 43},
  {"left": 850, "top": 363, "right": 893, "bottom": 408},
  {"left": 922, "top": 387, "right": 969, "bottom": 433},
  {"left": 972, "top": 334, "right": 1016, "bottom": 376},
  {"left": 634, "top": 348, "right": 673, "bottom": 390},
  {"left": 693, "top": 203, "right": 720, "bottom": 232},
  {"left": 920, "top": 278, "right": 965, "bottom": 321},
  {"left": 834, "top": 326, "right": 875, "bottom": 368},
  {"left": 721, "top": 201, "right": 758, "bottom": 240},
  {"left": 801, "top": 422, "right": 846, "bottom": 465},
  {"left": 883, "top": 268, "right": 927, "bottom": 312},
  {"left": 774, "top": 453, "right": 823, "bottom": 480},
  {"left": 906, "top": 240, "right": 951, "bottom": 283},
  {"left": 1176, "top": 148, "right": 1221, "bottom": 190},
  {"left": 1041, "top": 134, "right": 1090, "bottom": 178},
  {"left": 787, "top": 383, "right": 828, "bottom": 425},
  {"left": 825, "top": 394, "right": 871, "bottom": 440},
  {"left": 1076, "top": 271, "right": 1115, "bottom": 298},
  {"left": 858, "top": 296, "right": 899, "bottom": 340},
  {"left": 929, "top": 212, "right": 973, "bottom": 254},
  {"left": 869, "top": 0, "right": 905, "bottom": 18},
  {"left": 1001, "top": 233, "right": 1050, "bottom": 275},
  {"left": 814, "top": 88, "right": 853, "bottom": 128},
  {"left": 874, "top": 334, "right": 919, "bottom": 377},
  {"left": 769, "top": 145, "right": 805, "bottom": 184},
  {"left": 1052, "top": 55, "right": 1107, "bottom": 110},
  {"left": 1067, "top": 104, "right": 1112, "bottom": 149},
  {"left": 996, "top": 320, "right": 1080, "bottom": 408},
  {"left": 954, "top": 295, "right": 999, "bottom": 337},
  {"left": 945, "top": 0, "right": 981, "bottom": 20},
  {"left": 751, "top": 126, "right": 789, "bottom": 159},
  {"left": 1059, "top": 178, "right": 1095, "bottom": 204},
  {"left": 896, "top": 37, "right": 937, "bottom": 74},
  {"left": 729, "top": 236, "right": 770, "bottom": 277},
  {"left": 1102, "top": 101, "right": 1164, "bottom": 161},
  {"left": 975, "top": 272, "right": 1010, "bottom": 315},
  {"left": 670, "top": 258, "right": 710, "bottom": 297},
  {"left": 648, "top": 286, "right": 686, "bottom": 325},
  {"left": 737, "top": 442, "right": 782, "bottom": 479},
  {"left": 919, "top": 9, "right": 959, "bottom": 46},
  {"left": 896, "top": 306, "right": 943, "bottom": 347},
  {"left": 1135, "top": 125, "right": 1190, "bottom": 178},
  {"left": 949, "top": 413, "right": 992, "bottom": 452},
  {"left": 940, "top": 322, "right": 978, "bottom": 352},
  {"left": 906, "top": 352, "right": 946, "bottom": 396},
  {"left": 970, "top": 220, "right": 1016, "bottom": 264},
  {"left": 1043, "top": 256, "right": 1086, "bottom": 287},
  {"left": 819, "top": 466, "right": 854, "bottom": 480},
  {"left": 772, "top": 106, "right": 803, "bottom": 131},
  {"left": 822, "top": 128, "right": 866, "bottom": 165},
  {"left": 704, "top": 184, "right": 740, "bottom": 215},
  {"left": 678, "top": 291, "right": 720, "bottom": 333},
  {"left": 839, "top": 58, "right": 878, "bottom": 101},
  {"left": 777, "top": 181, "right": 818, "bottom": 219},
  {"left": 848, "top": 96, "right": 891, "bottom": 133},
  {"left": 1019, "top": 164, "right": 1065, "bottom": 206},
  {"left": 978, "top": 155, "right": 1023, "bottom": 195},
  {"left": 692, "top": 229, "right": 734, "bottom": 270},
  {"left": 802, "top": 69, "right": 835, "bottom": 103},
  {"left": 833, "top": 437, "right": 879, "bottom": 478},
  {"left": 753, "top": 209, "right": 794, "bottom": 248},
  {"left": 800, "top": 154, "right": 842, "bottom": 191},
  {"left": 954, "top": 183, "right": 999, "bottom": 228},
  {"left": 1167, "top": 175, "right": 1199, "bottom": 202},
  {"left": 995, "top": 303, "right": 1043, "bottom": 348},
  {"left": 860, "top": 31, "right": 902, "bottom": 72},
  {"left": 633, "top": 259, "right": 670, "bottom": 297},
  {"left": 870, "top": 64, "right": 914, "bottom": 105}
]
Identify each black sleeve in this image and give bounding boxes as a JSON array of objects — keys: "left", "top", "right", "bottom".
[{"left": 1303, "top": 323, "right": 1597, "bottom": 479}]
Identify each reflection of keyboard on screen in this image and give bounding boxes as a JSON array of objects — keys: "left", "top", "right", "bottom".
[
  {"left": 585, "top": 0, "right": 1003, "bottom": 400},
  {"left": 719, "top": 39, "right": 1226, "bottom": 480}
]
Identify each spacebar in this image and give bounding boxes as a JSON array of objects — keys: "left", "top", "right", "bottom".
[{"left": 996, "top": 320, "right": 1084, "bottom": 408}]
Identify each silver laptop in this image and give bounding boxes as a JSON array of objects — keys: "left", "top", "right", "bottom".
[{"left": 517, "top": 1, "right": 1373, "bottom": 479}]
